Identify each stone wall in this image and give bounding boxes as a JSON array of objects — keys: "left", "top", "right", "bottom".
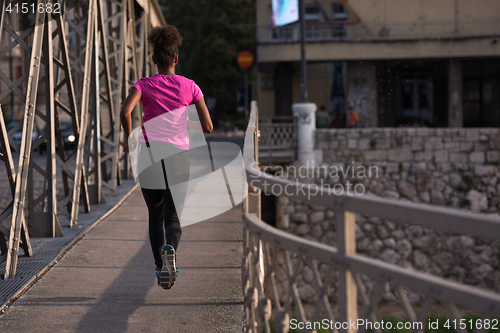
[
  {"left": 317, "top": 127, "right": 500, "bottom": 166},
  {"left": 271, "top": 127, "right": 500, "bottom": 305},
  {"left": 315, "top": 127, "right": 500, "bottom": 213}
]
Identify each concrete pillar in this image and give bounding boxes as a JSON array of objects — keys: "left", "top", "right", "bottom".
[
  {"left": 292, "top": 102, "right": 317, "bottom": 166},
  {"left": 448, "top": 58, "right": 463, "bottom": 127}
]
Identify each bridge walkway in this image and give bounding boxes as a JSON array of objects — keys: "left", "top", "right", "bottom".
[{"left": 0, "top": 188, "right": 244, "bottom": 333}]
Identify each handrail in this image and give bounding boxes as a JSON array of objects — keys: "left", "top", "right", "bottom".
[
  {"left": 244, "top": 109, "right": 500, "bottom": 241},
  {"left": 242, "top": 101, "right": 500, "bottom": 333},
  {"left": 243, "top": 213, "right": 500, "bottom": 315}
]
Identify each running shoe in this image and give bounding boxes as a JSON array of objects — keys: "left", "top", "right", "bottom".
[{"left": 159, "top": 244, "right": 176, "bottom": 289}]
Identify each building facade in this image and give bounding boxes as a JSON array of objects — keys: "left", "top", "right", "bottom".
[{"left": 256, "top": 0, "right": 500, "bottom": 127}]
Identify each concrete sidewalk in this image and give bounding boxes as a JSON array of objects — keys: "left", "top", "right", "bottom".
[{"left": 0, "top": 188, "right": 244, "bottom": 333}]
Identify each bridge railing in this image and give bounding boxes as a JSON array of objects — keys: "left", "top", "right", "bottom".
[
  {"left": 257, "top": 20, "right": 500, "bottom": 43},
  {"left": 242, "top": 101, "right": 500, "bottom": 333},
  {"left": 258, "top": 116, "right": 296, "bottom": 165}
]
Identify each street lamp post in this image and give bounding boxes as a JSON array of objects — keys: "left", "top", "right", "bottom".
[
  {"left": 299, "top": 0, "right": 307, "bottom": 102},
  {"left": 293, "top": 0, "right": 317, "bottom": 166}
]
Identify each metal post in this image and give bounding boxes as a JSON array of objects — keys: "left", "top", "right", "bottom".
[
  {"left": 299, "top": 0, "right": 307, "bottom": 102},
  {"left": 9, "top": 51, "right": 13, "bottom": 121},
  {"left": 5, "top": 0, "right": 46, "bottom": 278},
  {"left": 70, "top": 0, "right": 95, "bottom": 227}
]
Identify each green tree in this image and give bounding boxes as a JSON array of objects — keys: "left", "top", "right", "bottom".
[{"left": 161, "top": 0, "right": 256, "bottom": 123}]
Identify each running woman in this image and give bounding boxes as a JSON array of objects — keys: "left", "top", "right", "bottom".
[{"left": 120, "top": 25, "right": 213, "bottom": 289}]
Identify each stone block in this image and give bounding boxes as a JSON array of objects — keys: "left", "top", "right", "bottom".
[
  {"left": 382, "top": 128, "right": 393, "bottom": 137},
  {"left": 348, "top": 139, "right": 358, "bottom": 149},
  {"left": 329, "top": 141, "right": 339, "bottom": 149},
  {"left": 419, "top": 191, "right": 430, "bottom": 203},
  {"left": 292, "top": 213, "right": 308, "bottom": 223},
  {"left": 434, "top": 150, "right": 449, "bottom": 162},
  {"left": 398, "top": 180, "right": 417, "bottom": 200},
  {"left": 376, "top": 137, "right": 391, "bottom": 149},
  {"left": 336, "top": 129, "right": 347, "bottom": 136},
  {"left": 346, "top": 130, "right": 360, "bottom": 138},
  {"left": 480, "top": 128, "right": 492, "bottom": 134},
  {"left": 384, "top": 238, "right": 396, "bottom": 248},
  {"left": 380, "top": 249, "right": 400, "bottom": 264},
  {"left": 445, "top": 142, "right": 460, "bottom": 149},
  {"left": 296, "top": 223, "right": 310, "bottom": 235},
  {"left": 338, "top": 140, "right": 347, "bottom": 149},
  {"left": 316, "top": 141, "right": 329, "bottom": 149},
  {"left": 316, "top": 131, "right": 328, "bottom": 142},
  {"left": 450, "top": 152, "right": 468, "bottom": 163},
  {"left": 386, "top": 162, "right": 399, "bottom": 174},
  {"left": 435, "top": 128, "right": 446, "bottom": 136},
  {"left": 474, "top": 142, "right": 489, "bottom": 151},
  {"left": 466, "top": 129, "right": 480, "bottom": 141},
  {"left": 438, "top": 163, "right": 452, "bottom": 173},
  {"left": 487, "top": 151, "right": 500, "bottom": 162},
  {"left": 364, "top": 150, "right": 388, "bottom": 161},
  {"left": 431, "top": 189, "right": 445, "bottom": 205},
  {"left": 411, "top": 137, "right": 423, "bottom": 151},
  {"left": 359, "top": 128, "right": 374, "bottom": 136},
  {"left": 394, "top": 128, "right": 405, "bottom": 137},
  {"left": 388, "top": 148, "right": 413, "bottom": 162},
  {"left": 460, "top": 142, "right": 474, "bottom": 151},
  {"left": 411, "top": 161, "right": 427, "bottom": 173},
  {"left": 358, "top": 138, "right": 371, "bottom": 150},
  {"left": 466, "top": 190, "right": 488, "bottom": 213},
  {"left": 424, "top": 137, "right": 444, "bottom": 150},
  {"left": 406, "top": 128, "right": 417, "bottom": 136},
  {"left": 469, "top": 151, "right": 485, "bottom": 164},
  {"left": 392, "top": 230, "right": 405, "bottom": 240},
  {"left": 415, "top": 151, "right": 433, "bottom": 161},
  {"left": 474, "top": 165, "right": 497, "bottom": 177},
  {"left": 309, "top": 211, "right": 325, "bottom": 224},
  {"left": 417, "top": 128, "right": 431, "bottom": 137},
  {"left": 413, "top": 250, "right": 430, "bottom": 269},
  {"left": 396, "top": 239, "right": 412, "bottom": 258}
]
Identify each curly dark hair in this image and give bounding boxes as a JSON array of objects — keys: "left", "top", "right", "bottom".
[{"left": 147, "top": 25, "right": 183, "bottom": 69}]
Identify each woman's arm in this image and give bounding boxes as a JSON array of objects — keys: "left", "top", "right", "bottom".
[
  {"left": 187, "top": 120, "right": 203, "bottom": 132},
  {"left": 194, "top": 97, "right": 213, "bottom": 133},
  {"left": 120, "top": 87, "right": 141, "bottom": 153}
]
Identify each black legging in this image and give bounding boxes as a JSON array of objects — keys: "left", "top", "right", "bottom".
[
  {"left": 141, "top": 184, "right": 182, "bottom": 269},
  {"left": 138, "top": 143, "right": 190, "bottom": 269}
]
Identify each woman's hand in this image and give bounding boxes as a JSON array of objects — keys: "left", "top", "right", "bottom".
[{"left": 123, "top": 135, "right": 137, "bottom": 154}]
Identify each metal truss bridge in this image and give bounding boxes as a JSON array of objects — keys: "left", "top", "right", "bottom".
[{"left": 0, "top": 0, "right": 165, "bottom": 279}]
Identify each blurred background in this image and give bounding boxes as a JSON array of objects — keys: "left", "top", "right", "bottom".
[{"left": 155, "top": 0, "right": 500, "bottom": 132}]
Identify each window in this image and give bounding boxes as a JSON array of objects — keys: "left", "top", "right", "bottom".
[
  {"left": 331, "top": 3, "right": 347, "bottom": 38},
  {"left": 463, "top": 60, "right": 500, "bottom": 127},
  {"left": 305, "top": 5, "right": 320, "bottom": 21},
  {"left": 332, "top": 3, "right": 347, "bottom": 20}
]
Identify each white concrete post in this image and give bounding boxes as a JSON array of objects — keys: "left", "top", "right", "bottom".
[{"left": 292, "top": 102, "right": 317, "bottom": 166}]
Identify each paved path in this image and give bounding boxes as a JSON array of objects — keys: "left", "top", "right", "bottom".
[{"left": 0, "top": 188, "right": 244, "bottom": 333}]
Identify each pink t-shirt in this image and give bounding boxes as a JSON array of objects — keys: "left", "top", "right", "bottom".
[{"left": 132, "top": 74, "right": 203, "bottom": 150}]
